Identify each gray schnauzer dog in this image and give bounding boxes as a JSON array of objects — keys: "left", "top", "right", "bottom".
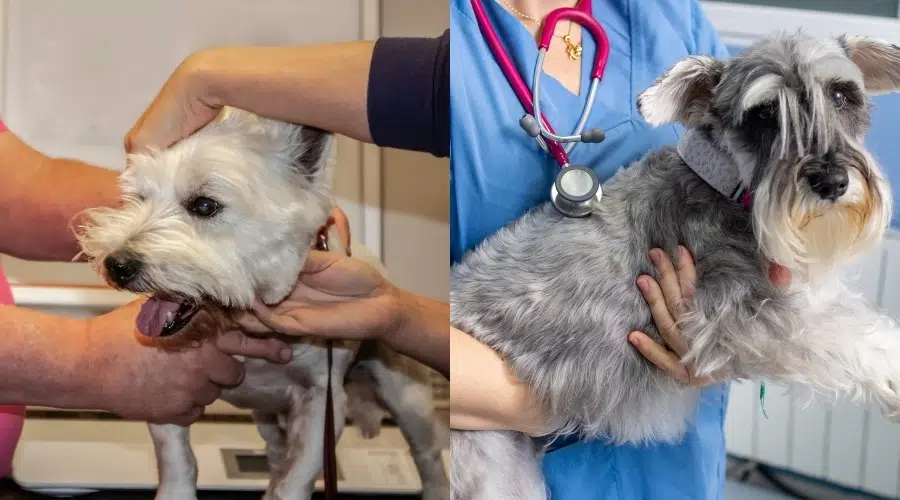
[
  {"left": 75, "top": 107, "right": 449, "bottom": 500},
  {"left": 451, "top": 32, "right": 900, "bottom": 499}
]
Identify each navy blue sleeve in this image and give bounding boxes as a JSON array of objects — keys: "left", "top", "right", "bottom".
[{"left": 367, "top": 29, "right": 449, "bottom": 158}]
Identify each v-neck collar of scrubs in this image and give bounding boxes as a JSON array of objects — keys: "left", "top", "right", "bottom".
[
  {"left": 474, "top": 0, "right": 632, "bottom": 170},
  {"left": 483, "top": 0, "right": 594, "bottom": 124}
]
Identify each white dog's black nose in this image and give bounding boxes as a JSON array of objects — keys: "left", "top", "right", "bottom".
[
  {"left": 104, "top": 253, "right": 142, "bottom": 287},
  {"left": 806, "top": 168, "right": 849, "bottom": 201}
]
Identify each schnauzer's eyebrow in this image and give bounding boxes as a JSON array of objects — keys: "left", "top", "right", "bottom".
[
  {"left": 741, "top": 74, "right": 782, "bottom": 111},
  {"left": 809, "top": 55, "right": 864, "bottom": 87}
]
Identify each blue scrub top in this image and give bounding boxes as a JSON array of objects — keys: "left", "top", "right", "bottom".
[{"left": 450, "top": 0, "right": 732, "bottom": 498}]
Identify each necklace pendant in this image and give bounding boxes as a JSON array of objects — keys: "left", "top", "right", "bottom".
[{"left": 562, "top": 34, "right": 582, "bottom": 61}]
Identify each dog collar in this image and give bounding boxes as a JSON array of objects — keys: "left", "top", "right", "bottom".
[
  {"left": 677, "top": 128, "right": 752, "bottom": 208},
  {"left": 315, "top": 220, "right": 332, "bottom": 252}
]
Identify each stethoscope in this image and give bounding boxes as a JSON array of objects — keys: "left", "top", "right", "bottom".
[{"left": 471, "top": 0, "right": 611, "bottom": 218}]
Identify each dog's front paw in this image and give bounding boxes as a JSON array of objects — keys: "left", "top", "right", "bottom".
[
  {"left": 262, "top": 491, "right": 294, "bottom": 500},
  {"left": 875, "top": 378, "right": 900, "bottom": 420},
  {"left": 354, "top": 410, "right": 384, "bottom": 439},
  {"left": 154, "top": 491, "right": 197, "bottom": 500}
]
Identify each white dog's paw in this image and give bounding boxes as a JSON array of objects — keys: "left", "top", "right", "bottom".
[
  {"left": 262, "top": 490, "right": 302, "bottom": 500},
  {"left": 353, "top": 409, "right": 384, "bottom": 439},
  {"left": 154, "top": 491, "right": 196, "bottom": 500}
]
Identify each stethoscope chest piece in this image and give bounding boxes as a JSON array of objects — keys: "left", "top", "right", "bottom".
[{"left": 550, "top": 165, "right": 601, "bottom": 218}]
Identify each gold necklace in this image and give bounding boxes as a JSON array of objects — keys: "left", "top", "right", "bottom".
[
  {"left": 561, "top": 24, "right": 583, "bottom": 61},
  {"left": 498, "top": 0, "right": 583, "bottom": 61}
]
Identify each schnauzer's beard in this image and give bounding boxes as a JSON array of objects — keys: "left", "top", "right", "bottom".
[{"left": 752, "top": 151, "right": 891, "bottom": 275}]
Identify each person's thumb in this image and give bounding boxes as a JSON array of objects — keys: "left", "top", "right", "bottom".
[
  {"left": 251, "top": 301, "right": 312, "bottom": 337},
  {"left": 215, "top": 329, "right": 293, "bottom": 364}
]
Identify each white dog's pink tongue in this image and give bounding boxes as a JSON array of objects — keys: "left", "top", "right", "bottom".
[{"left": 136, "top": 298, "right": 180, "bottom": 337}]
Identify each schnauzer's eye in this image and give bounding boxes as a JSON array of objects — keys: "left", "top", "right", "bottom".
[
  {"left": 188, "top": 196, "right": 220, "bottom": 218},
  {"left": 831, "top": 90, "right": 847, "bottom": 108},
  {"left": 756, "top": 105, "right": 776, "bottom": 120}
]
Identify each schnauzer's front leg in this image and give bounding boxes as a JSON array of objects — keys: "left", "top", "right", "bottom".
[
  {"left": 848, "top": 328, "right": 900, "bottom": 418},
  {"left": 769, "top": 288, "right": 900, "bottom": 418},
  {"left": 814, "top": 298, "right": 900, "bottom": 417},
  {"left": 264, "top": 385, "right": 347, "bottom": 500},
  {"left": 148, "top": 423, "right": 197, "bottom": 500}
]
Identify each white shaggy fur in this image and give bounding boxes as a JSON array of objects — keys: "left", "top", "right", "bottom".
[{"left": 76, "top": 107, "right": 449, "bottom": 500}]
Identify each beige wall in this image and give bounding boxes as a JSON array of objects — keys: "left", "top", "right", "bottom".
[{"left": 379, "top": 0, "right": 450, "bottom": 302}]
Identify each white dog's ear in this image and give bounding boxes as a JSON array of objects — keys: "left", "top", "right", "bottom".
[
  {"left": 637, "top": 55, "right": 724, "bottom": 126},
  {"left": 840, "top": 35, "right": 900, "bottom": 94},
  {"left": 291, "top": 125, "right": 333, "bottom": 182}
]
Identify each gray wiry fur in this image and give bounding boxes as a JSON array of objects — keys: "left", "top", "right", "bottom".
[
  {"left": 76, "top": 107, "right": 449, "bottom": 500},
  {"left": 451, "top": 31, "right": 900, "bottom": 499}
]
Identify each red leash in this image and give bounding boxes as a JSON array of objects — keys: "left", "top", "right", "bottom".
[{"left": 314, "top": 220, "right": 339, "bottom": 500}]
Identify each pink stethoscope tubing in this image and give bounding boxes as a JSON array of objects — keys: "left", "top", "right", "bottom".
[{"left": 470, "top": 0, "right": 610, "bottom": 169}]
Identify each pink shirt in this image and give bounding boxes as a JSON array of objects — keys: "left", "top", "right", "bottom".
[{"left": 0, "top": 117, "right": 27, "bottom": 476}]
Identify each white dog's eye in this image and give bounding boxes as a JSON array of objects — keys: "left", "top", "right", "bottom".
[{"left": 188, "top": 196, "right": 220, "bottom": 218}]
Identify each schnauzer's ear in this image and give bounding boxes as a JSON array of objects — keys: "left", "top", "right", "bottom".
[
  {"left": 291, "top": 125, "right": 332, "bottom": 182},
  {"left": 840, "top": 35, "right": 900, "bottom": 94},
  {"left": 637, "top": 55, "right": 724, "bottom": 126}
]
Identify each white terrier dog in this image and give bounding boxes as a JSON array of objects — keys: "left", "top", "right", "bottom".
[{"left": 76, "top": 107, "right": 449, "bottom": 500}]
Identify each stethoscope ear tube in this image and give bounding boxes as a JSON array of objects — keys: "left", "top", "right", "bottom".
[
  {"left": 519, "top": 115, "right": 606, "bottom": 144},
  {"left": 470, "top": 0, "right": 610, "bottom": 218},
  {"left": 530, "top": 49, "right": 605, "bottom": 152}
]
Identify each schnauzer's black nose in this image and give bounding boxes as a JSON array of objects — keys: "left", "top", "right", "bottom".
[
  {"left": 807, "top": 168, "right": 849, "bottom": 201},
  {"left": 104, "top": 253, "right": 142, "bottom": 287}
]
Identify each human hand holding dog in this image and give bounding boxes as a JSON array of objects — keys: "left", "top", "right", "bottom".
[
  {"left": 629, "top": 247, "right": 792, "bottom": 386},
  {"left": 239, "top": 251, "right": 404, "bottom": 339},
  {"left": 86, "top": 300, "right": 291, "bottom": 425},
  {"left": 451, "top": 248, "right": 792, "bottom": 434},
  {"left": 121, "top": 51, "right": 352, "bottom": 253},
  {"left": 124, "top": 43, "right": 374, "bottom": 155},
  {"left": 235, "top": 250, "right": 450, "bottom": 377}
]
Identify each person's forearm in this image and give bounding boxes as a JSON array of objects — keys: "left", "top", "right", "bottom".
[
  {"left": 449, "top": 327, "right": 549, "bottom": 436},
  {"left": 196, "top": 42, "right": 374, "bottom": 144},
  {"left": 0, "top": 306, "right": 108, "bottom": 410},
  {"left": 388, "top": 292, "right": 450, "bottom": 378},
  {"left": 0, "top": 133, "right": 119, "bottom": 261}
]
